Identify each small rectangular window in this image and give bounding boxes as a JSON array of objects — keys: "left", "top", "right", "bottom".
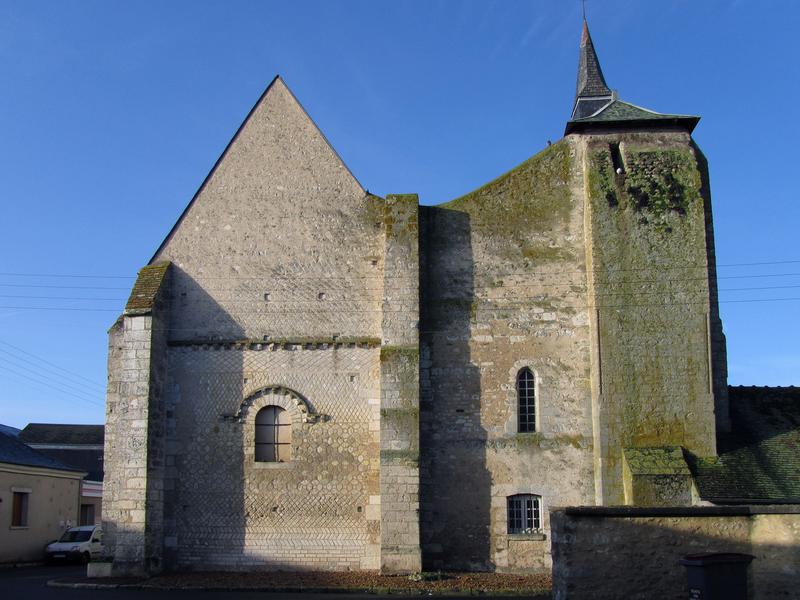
[
  {"left": 80, "top": 503, "right": 95, "bottom": 526},
  {"left": 12, "top": 491, "right": 29, "bottom": 527},
  {"left": 507, "top": 494, "right": 541, "bottom": 533}
]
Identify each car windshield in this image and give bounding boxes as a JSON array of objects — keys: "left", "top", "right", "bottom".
[{"left": 58, "top": 530, "right": 92, "bottom": 542}]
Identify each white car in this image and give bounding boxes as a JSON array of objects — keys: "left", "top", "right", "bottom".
[{"left": 45, "top": 525, "right": 103, "bottom": 563}]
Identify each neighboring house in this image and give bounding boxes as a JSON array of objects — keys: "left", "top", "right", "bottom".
[
  {"left": 100, "top": 17, "right": 797, "bottom": 577},
  {"left": 19, "top": 424, "right": 104, "bottom": 525},
  {"left": 0, "top": 431, "right": 85, "bottom": 564},
  {"left": 0, "top": 425, "right": 20, "bottom": 438}
]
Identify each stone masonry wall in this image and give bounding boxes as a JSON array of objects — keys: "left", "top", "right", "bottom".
[
  {"left": 551, "top": 506, "right": 800, "bottom": 600},
  {"left": 379, "top": 195, "right": 421, "bottom": 573},
  {"left": 103, "top": 300, "right": 169, "bottom": 574},
  {"left": 420, "top": 140, "right": 595, "bottom": 572},
  {"left": 163, "top": 344, "right": 380, "bottom": 571},
  {"left": 581, "top": 131, "right": 721, "bottom": 505},
  {"left": 141, "top": 77, "right": 389, "bottom": 570},
  {"left": 152, "top": 77, "right": 384, "bottom": 343}
]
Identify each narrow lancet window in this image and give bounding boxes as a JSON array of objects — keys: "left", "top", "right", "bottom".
[{"left": 517, "top": 367, "right": 536, "bottom": 432}]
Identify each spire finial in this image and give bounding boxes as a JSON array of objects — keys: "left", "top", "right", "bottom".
[{"left": 582, "top": 0, "right": 586, "bottom": 21}]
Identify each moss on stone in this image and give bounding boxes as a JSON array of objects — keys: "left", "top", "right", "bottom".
[
  {"left": 381, "top": 407, "right": 420, "bottom": 419},
  {"left": 588, "top": 146, "right": 702, "bottom": 232},
  {"left": 623, "top": 149, "right": 701, "bottom": 222},
  {"left": 438, "top": 141, "right": 573, "bottom": 242},
  {"left": 125, "top": 261, "right": 171, "bottom": 313},
  {"left": 380, "top": 449, "right": 419, "bottom": 465},
  {"left": 384, "top": 194, "right": 419, "bottom": 238},
  {"left": 521, "top": 245, "right": 575, "bottom": 262},
  {"left": 380, "top": 345, "right": 420, "bottom": 363},
  {"left": 623, "top": 446, "right": 691, "bottom": 475},
  {"left": 488, "top": 433, "right": 587, "bottom": 450}
]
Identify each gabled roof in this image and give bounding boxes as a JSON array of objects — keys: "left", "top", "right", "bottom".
[
  {"left": 689, "top": 386, "right": 800, "bottom": 503},
  {"left": 19, "top": 423, "right": 105, "bottom": 445},
  {"left": 0, "top": 431, "right": 85, "bottom": 473},
  {"left": 147, "top": 75, "right": 363, "bottom": 265}
]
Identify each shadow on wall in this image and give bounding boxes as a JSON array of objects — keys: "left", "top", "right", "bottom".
[
  {"left": 160, "top": 265, "right": 248, "bottom": 571},
  {"left": 419, "top": 207, "right": 494, "bottom": 571},
  {"left": 550, "top": 507, "right": 800, "bottom": 600}
]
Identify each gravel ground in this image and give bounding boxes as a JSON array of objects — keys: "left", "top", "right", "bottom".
[{"left": 54, "top": 570, "right": 552, "bottom": 595}]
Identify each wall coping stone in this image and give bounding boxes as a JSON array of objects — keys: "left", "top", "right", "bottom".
[{"left": 554, "top": 505, "right": 800, "bottom": 517}]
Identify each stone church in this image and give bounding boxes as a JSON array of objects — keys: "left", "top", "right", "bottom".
[{"left": 103, "top": 20, "right": 741, "bottom": 575}]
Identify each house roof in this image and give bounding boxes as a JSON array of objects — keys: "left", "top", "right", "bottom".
[
  {"left": 0, "top": 424, "right": 20, "bottom": 437},
  {"left": 19, "top": 423, "right": 104, "bottom": 445},
  {"left": 0, "top": 431, "right": 85, "bottom": 473},
  {"left": 31, "top": 448, "right": 104, "bottom": 481},
  {"left": 690, "top": 386, "right": 800, "bottom": 503}
]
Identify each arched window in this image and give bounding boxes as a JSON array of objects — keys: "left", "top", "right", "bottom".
[
  {"left": 507, "top": 494, "right": 542, "bottom": 533},
  {"left": 517, "top": 367, "right": 536, "bottom": 432},
  {"left": 255, "top": 406, "right": 291, "bottom": 462}
]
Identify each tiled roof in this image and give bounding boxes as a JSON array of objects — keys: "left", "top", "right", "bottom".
[
  {"left": 32, "top": 448, "right": 104, "bottom": 481},
  {"left": 566, "top": 100, "right": 700, "bottom": 134},
  {"left": 0, "top": 431, "right": 85, "bottom": 473},
  {"left": 125, "top": 261, "right": 170, "bottom": 313},
  {"left": 19, "top": 423, "right": 104, "bottom": 445},
  {"left": 576, "top": 100, "right": 694, "bottom": 123},
  {"left": 690, "top": 386, "right": 800, "bottom": 502}
]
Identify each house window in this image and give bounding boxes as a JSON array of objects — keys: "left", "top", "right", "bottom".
[
  {"left": 12, "top": 491, "right": 29, "bottom": 527},
  {"left": 507, "top": 494, "right": 541, "bottom": 534},
  {"left": 517, "top": 367, "right": 536, "bottom": 432},
  {"left": 255, "top": 405, "right": 291, "bottom": 462},
  {"left": 80, "top": 503, "right": 95, "bottom": 526}
]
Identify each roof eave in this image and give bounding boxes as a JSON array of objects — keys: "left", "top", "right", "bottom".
[
  {"left": 701, "top": 497, "right": 800, "bottom": 505},
  {"left": 564, "top": 115, "right": 700, "bottom": 136}
]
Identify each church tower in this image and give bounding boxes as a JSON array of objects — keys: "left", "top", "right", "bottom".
[{"left": 566, "top": 20, "right": 728, "bottom": 505}]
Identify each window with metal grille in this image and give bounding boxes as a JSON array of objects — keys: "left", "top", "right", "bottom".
[
  {"left": 12, "top": 491, "right": 29, "bottom": 527},
  {"left": 507, "top": 494, "right": 541, "bottom": 534},
  {"left": 255, "top": 406, "right": 291, "bottom": 462},
  {"left": 517, "top": 367, "right": 536, "bottom": 432}
]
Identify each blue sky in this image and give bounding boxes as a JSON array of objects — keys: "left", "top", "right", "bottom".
[{"left": 1, "top": 0, "right": 798, "bottom": 429}]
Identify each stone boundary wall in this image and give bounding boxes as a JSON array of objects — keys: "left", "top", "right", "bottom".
[{"left": 551, "top": 505, "right": 800, "bottom": 600}]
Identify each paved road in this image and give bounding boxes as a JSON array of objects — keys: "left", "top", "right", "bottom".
[{"left": 0, "top": 565, "right": 549, "bottom": 600}]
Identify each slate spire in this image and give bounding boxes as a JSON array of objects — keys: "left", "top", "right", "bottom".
[
  {"left": 564, "top": 19, "right": 700, "bottom": 135},
  {"left": 571, "top": 19, "right": 614, "bottom": 120}
]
